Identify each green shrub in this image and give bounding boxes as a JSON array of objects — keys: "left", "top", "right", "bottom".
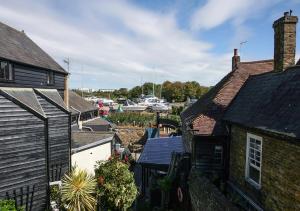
[
  {"left": 0, "top": 199, "right": 24, "bottom": 211},
  {"left": 95, "top": 154, "right": 138, "bottom": 210},
  {"left": 107, "top": 112, "right": 155, "bottom": 126}
]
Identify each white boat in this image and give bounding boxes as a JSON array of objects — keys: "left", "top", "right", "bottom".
[
  {"left": 118, "top": 99, "right": 147, "bottom": 112},
  {"left": 150, "top": 103, "right": 171, "bottom": 112}
]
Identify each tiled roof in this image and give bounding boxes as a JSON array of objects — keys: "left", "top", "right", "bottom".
[
  {"left": 181, "top": 60, "right": 274, "bottom": 136},
  {"left": 224, "top": 66, "right": 300, "bottom": 139},
  {"left": 138, "top": 136, "right": 184, "bottom": 166},
  {"left": 69, "top": 90, "right": 98, "bottom": 115},
  {"left": 0, "top": 22, "right": 67, "bottom": 74}
]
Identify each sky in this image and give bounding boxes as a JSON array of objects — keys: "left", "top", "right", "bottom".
[{"left": 0, "top": 0, "right": 300, "bottom": 89}]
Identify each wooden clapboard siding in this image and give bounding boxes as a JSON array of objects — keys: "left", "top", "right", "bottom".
[
  {"left": 36, "top": 94, "right": 70, "bottom": 182},
  {"left": 0, "top": 95, "right": 48, "bottom": 211},
  {"left": 0, "top": 63, "right": 65, "bottom": 92}
]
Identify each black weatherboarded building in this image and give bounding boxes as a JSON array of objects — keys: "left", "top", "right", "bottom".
[{"left": 0, "top": 22, "right": 70, "bottom": 210}]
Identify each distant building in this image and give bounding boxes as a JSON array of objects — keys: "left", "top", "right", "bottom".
[
  {"left": 69, "top": 90, "right": 99, "bottom": 123},
  {"left": 0, "top": 21, "right": 70, "bottom": 210}
]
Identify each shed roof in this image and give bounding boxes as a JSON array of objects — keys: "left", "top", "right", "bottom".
[
  {"left": 224, "top": 66, "right": 300, "bottom": 139},
  {"left": 83, "top": 117, "right": 114, "bottom": 131},
  {"left": 0, "top": 22, "right": 67, "bottom": 74},
  {"left": 72, "top": 131, "right": 114, "bottom": 153},
  {"left": 69, "top": 90, "right": 98, "bottom": 115},
  {"left": 0, "top": 87, "right": 45, "bottom": 118},
  {"left": 72, "top": 131, "right": 114, "bottom": 148},
  {"left": 35, "top": 89, "right": 68, "bottom": 112},
  {"left": 138, "top": 136, "right": 184, "bottom": 166},
  {"left": 181, "top": 60, "right": 274, "bottom": 136}
]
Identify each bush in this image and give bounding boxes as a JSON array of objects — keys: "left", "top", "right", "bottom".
[
  {"left": 107, "top": 112, "right": 155, "bottom": 126},
  {"left": 95, "top": 154, "right": 138, "bottom": 210},
  {"left": 0, "top": 200, "right": 24, "bottom": 211},
  {"left": 61, "top": 169, "right": 97, "bottom": 211}
]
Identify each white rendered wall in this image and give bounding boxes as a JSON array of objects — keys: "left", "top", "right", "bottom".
[{"left": 72, "top": 142, "right": 111, "bottom": 174}]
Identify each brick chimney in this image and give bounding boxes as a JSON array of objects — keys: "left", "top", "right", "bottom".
[
  {"left": 273, "top": 11, "right": 298, "bottom": 72},
  {"left": 232, "top": 48, "right": 240, "bottom": 70}
]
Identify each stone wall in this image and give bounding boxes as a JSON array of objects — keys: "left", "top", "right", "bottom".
[
  {"left": 189, "top": 168, "right": 237, "bottom": 211},
  {"left": 229, "top": 125, "right": 300, "bottom": 210}
]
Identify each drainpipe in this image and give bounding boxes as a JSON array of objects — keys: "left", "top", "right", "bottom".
[{"left": 71, "top": 106, "right": 81, "bottom": 129}]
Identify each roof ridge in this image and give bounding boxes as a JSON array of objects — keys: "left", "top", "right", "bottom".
[
  {"left": 239, "top": 59, "right": 273, "bottom": 64},
  {"left": 0, "top": 21, "right": 25, "bottom": 35}
]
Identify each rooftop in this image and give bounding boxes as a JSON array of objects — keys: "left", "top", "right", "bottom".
[
  {"left": 224, "top": 65, "right": 300, "bottom": 140},
  {"left": 0, "top": 22, "right": 67, "bottom": 74},
  {"left": 138, "top": 136, "right": 184, "bottom": 166},
  {"left": 181, "top": 60, "right": 274, "bottom": 136},
  {"left": 72, "top": 131, "right": 114, "bottom": 152}
]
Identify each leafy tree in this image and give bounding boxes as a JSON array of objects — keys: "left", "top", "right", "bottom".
[
  {"left": 95, "top": 155, "right": 138, "bottom": 210},
  {"left": 61, "top": 169, "right": 97, "bottom": 211},
  {"left": 128, "top": 86, "right": 142, "bottom": 99},
  {"left": 184, "top": 81, "right": 200, "bottom": 99}
]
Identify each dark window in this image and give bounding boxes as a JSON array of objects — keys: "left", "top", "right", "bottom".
[
  {"left": 47, "top": 71, "right": 54, "bottom": 85},
  {"left": 214, "top": 145, "right": 223, "bottom": 164},
  {"left": 0, "top": 60, "right": 14, "bottom": 81}
]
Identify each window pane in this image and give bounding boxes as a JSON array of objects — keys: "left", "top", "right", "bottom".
[
  {"left": 249, "top": 166, "right": 260, "bottom": 183},
  {"left": 8, "top": 64, "right": 13, "bottom": 80}
]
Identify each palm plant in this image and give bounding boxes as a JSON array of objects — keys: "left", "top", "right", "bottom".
[{"left": 61, "top": 169, "right": 97, "bottom": 211}]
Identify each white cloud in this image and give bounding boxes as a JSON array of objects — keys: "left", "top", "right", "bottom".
[
  {"left": 190, "top": 0, "right": 282, "bottom": 30},
  {"left": 0, "top": 0, "right": 234, "bottom": 89}
]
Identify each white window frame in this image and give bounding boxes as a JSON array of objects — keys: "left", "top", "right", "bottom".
[{"left": 245, "top": 133, "right": 262, "bottom": 189}]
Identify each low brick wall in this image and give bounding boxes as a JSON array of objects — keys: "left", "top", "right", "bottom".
[{"left": 188, "top": 169, "right": 237, "bottom": 211}]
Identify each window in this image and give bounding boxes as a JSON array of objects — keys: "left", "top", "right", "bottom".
[
  {"left": 0, "top": 60, "right": 13, "bottom": 81},
  {"left": 245, "top": 133, "right": 262, "bottom": 189},
  {"left": 214, "top": 145, "right": 223, "bottom": 164},
  {"left": 47, "top": 71, "right": 54, "bottom": 85}
]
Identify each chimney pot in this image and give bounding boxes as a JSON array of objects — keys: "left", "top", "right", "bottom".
[
  {"left": 232, "top": 48, "right": 240, "bottom": 71},
  {"left": 234, "top": 48, "right": 238, "bottom": 56}
]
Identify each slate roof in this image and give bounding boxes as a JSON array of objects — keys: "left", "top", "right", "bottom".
[
  {"left": 138, "top": 136, "right": 184, "bottom": 166},
  {"left": 181, "top": 60, "right": 274, "bottom": 136},
  {"left": 83, "top": 117, "right": 114, "bottom": 131},
  {"left": 35, "top": 89, "right": 68, "bottom": 111},
  {"left": 0, "top": 87, "right": 46, "bottom": 117},
  {"left": 0, "top": 21, "right": 67, "bottom": 74},
  {"left": 72, "top": 131, "right": 114, "bottom": 152},
  {"left": 69, "top": 90, "right": 98, "bottom": 115},
  {"left": 224, "top": 66, "right": 300, "bottom": 139}
]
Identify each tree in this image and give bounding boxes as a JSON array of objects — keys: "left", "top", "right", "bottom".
[
  {"left": 61, "top": 169, "right": 97, "bottom": 211},
  {"left": 128, "top": 86, "right": 142, "bottom": 99},
  {"left": 184, "top": 81, "right": 200, "bottom": 100},
  {"left": 95, "top": 155, "right": 138, "bottom": 210}
]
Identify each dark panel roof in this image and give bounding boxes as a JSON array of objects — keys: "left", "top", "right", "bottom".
[
  {"left": 0, "top": 87, "right": 45, "bottom": 117},
  {"left": 138, "top": 136, "right": 184, "bottom": 166},
  {"left": 83, "top": 117, "right": 114, "bottom": 131},
  {"left": 35, "top": 89, "right": 68, "bottom": 111},
  {"left": 0, "top": 22, "right": 67, "bottom": 74},
  {"left": 72, "top": 131, "right": 114, "bottom": 150},
  {"left": 69, "top": 90, "right": 98, "bottom": 115},
  {"left": 181, "top": 60, "right": 274, "bottom": 136},
  {"left": 224, "top": 66, "right": 300, "bottom": 139}
]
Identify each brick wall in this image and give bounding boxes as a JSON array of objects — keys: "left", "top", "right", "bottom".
[{"left": 229, "top": 125, "right": 300, "bottom": 210}]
